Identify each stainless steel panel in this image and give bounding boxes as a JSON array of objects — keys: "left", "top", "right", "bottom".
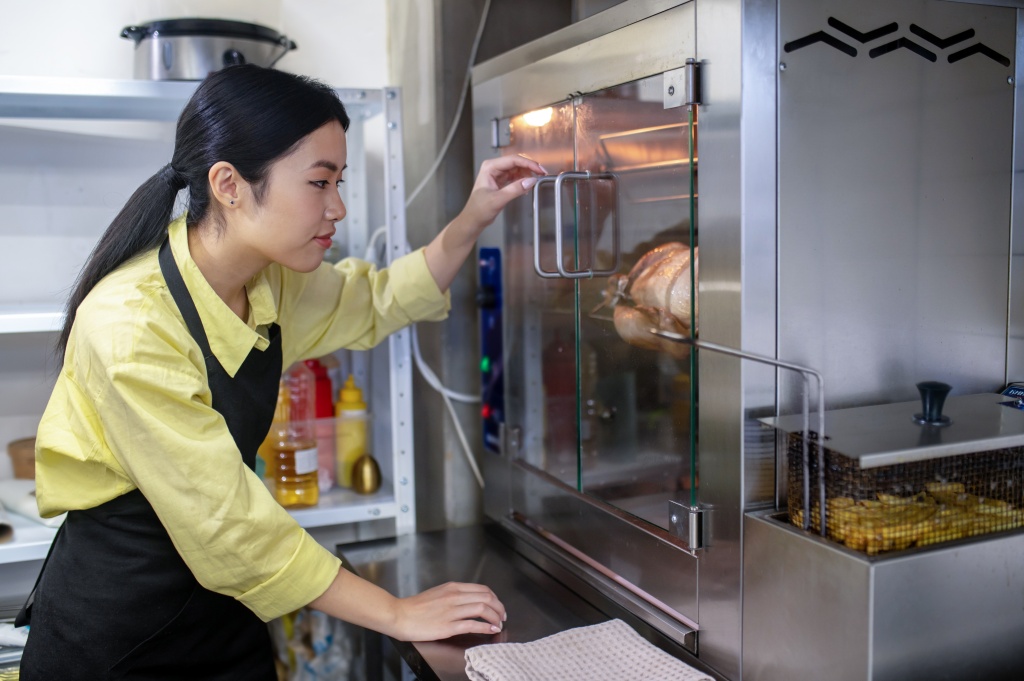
[
  {"left": 872, "top": 531, "right": 1024, "bottom": 679},
  {"left": 736, "top": 0, "right": 782, "bottom": 510},
  {"left": 1010, "top": 10, "right": 1024, "bottom": 383},
  {"left": 941, "top": 0, "right": 1024, "bottom": 7},
  {"left": 766, "top": 392, "right": 1024, "bottom": 467},
  {"left": 473, "top": 4, "right": 694, "bottom": 123},
  {"left": 744, "top": 511, "right": 1024, "bottom": 680},
  {"left": 510, "top": 459, "right": 700, "bottom": 640},
  {"left": 693, "top": 0, "right": 780, "bottom": 677},
  {"left": 778, "top": 0, "right": 1016, "bottom": 412},
  {"left": 473, "top": 0, "right": 687, "bottom": 85},
  {"left": 499, "top": 520, "right": 701, "bottom": 662},
  {"left": 743, "top": 513, "right": 871, "bottom": 681}
]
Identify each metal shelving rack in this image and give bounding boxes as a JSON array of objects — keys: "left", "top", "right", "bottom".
[{"left": 0, "top": 76, "right": 417, "bottom": 572}]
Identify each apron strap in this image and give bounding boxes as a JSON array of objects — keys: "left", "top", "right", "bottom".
[{"left": 158, "top": 238, "right": 214, "bottom": 360}]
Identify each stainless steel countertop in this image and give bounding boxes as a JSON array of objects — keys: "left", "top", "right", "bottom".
[
  {"left": 339, "top": 523, "right": 718, "bottom": 681},
  {"left": 339, "top": 524, "right": 606, "bottom": 681}
]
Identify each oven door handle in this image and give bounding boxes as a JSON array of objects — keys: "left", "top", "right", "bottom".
[
  {"left": 533, "top": 171, "right": 621, "bottom": 279},
  {"left": 585, "top": 171, "right": 620, "bottom": 277},
  {"left": 532, "top": 175, "right": 561, "bottom": 279},
  {"left": 554, "top": 171, "right": 620, "bottom": 279}
]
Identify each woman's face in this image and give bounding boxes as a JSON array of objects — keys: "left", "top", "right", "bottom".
[{"left": 240, "top": 120, "right": 348, "bottom": 273}]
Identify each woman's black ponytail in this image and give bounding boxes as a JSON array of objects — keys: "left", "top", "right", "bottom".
[
  {"left": 56, "top": 165, "right": 185, "bottom": 356},
  {"left": 56, "top": 64, "right": 349, "bottom": 360}
]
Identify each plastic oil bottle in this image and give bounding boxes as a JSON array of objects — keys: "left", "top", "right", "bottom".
[
  {"left": 335, "top": 375, "right": 368, "bottom": 488},
  {"left": 270, "top": 363, "right": 319, "bottom": 508},
  {"left": 305, "top": 358, "right": 337, "bottom": 492}
]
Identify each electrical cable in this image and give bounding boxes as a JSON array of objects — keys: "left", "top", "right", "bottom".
[
  {"left": 409, "top": 319, "right": 483, "bottom": 488},
  {"left": 369, "top": 225, "right": 480, "bottom": 405},
  {"left": 380, "top": 0, "right": 493, "bottom": 487},
  {"left": 364, "top": 225, "right": 388, "bottom": 263},
  {"left": 404, "top": 0, "right": 492, "bottom": 210}
]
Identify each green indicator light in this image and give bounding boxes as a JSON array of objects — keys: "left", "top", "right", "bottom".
[{"left": 480, "top": 356, "right": 491, "bottom": 373}]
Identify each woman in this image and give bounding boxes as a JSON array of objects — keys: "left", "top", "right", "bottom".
[{"left": 18, "top": 64, "right": 542, "bottom": 680}]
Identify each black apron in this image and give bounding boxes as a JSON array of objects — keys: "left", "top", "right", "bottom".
[{"left": 18, "top": 239, "right": 282, "bottom": 680}]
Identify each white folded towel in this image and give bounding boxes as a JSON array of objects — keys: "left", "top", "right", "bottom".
[
  {"left": 464, "top": 619, "right": 713, "bottom": 681},
  {"left": 0, "top": 622, "right": 28, "bottom": 647}
]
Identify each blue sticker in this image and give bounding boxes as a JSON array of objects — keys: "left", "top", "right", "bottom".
[{"left": 1002, "top": 385, "right": 1024, "bottom": 399}]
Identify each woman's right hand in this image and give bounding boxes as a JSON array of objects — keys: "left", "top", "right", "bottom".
[
  {"left": 310, "top": 568, "right": 506, "bottom": 643},
  {"left": 390, "top": 581, "right": 506, "bottom": 642}
]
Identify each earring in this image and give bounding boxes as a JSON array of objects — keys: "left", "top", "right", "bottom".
[{"left": 230, "top": 200, "right": 235, "bottom": 205}]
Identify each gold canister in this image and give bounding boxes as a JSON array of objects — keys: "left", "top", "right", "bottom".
[{"left": 351, "top": 453, "right": 381, "bottom": 495}]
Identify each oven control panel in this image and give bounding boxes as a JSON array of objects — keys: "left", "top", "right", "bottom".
[{"left": 478, "top": 248, "right": 503, "bottom": 453}]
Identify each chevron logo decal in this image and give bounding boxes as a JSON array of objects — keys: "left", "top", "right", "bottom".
[
  {"left": 828, "top": 18, "right": 898, "bottom": 43},
  {"left": 909, "top": 25, "right": 974, "bottom": 48},
  {"left": 948, "top": 43, "right": 1012, "bottom": 67},
  {"left": 869, "top": 37, "right": 936, "bottom": 62},
  {"left": 783, "top": 30, "right": 858, "bottom": 57},
  {"left": 784, "top": 18, "right": 1010, "bottom": 67}
]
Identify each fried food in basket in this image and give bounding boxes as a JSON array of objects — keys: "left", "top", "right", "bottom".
[{"left": 792, "top": 485, "right": 1024, "bottom": 556}]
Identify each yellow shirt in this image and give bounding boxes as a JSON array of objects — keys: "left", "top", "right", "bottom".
[{"left": 34, "top": 216, "right": 449, "bottom": 622}]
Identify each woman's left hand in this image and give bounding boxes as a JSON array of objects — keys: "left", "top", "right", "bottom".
[
  {"left": 424, "top": 155, "right": 545, "bottom": 292},
  {"left": 458, "top": 155, "right": 547, "bottom": 233}
]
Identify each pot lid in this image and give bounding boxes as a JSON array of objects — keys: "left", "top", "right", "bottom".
[
  {"left": 762, "top": 392, "right": 1024, "bottom": 469},
  {"left": 120, "top": 18, "right": 291, "bottom": 46}
]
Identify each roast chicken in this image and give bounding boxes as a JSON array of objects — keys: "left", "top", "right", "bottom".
[{"left": 597, "top": 242, "right": 697, "bottom": 358}]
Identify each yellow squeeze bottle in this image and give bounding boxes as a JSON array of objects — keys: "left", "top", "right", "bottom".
[{"left": 336, "top": 376, "right": 368, "bottom": 488}]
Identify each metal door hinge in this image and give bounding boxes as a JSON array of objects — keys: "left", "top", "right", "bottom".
[
  {"left": 668, "top": 500, "right": 705, "bottom": 551},
  {"left": 491, "top": 117, "right": 512, "bottom": 148},
  {"left": 664, "top": 58, "right": 702, "bottom": 110},
  {"left": 499, "top": 423, "right": 521, "bottom": 456}
]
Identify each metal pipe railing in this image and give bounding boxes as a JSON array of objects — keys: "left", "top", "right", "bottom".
[{"left": 651, "top": 329, "right": 828, "bottom": 536}]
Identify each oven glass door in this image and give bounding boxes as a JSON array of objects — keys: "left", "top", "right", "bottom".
[
  {"left": 575, "top": 75, "right": 697, "bottom": 530},
  {"left": 501, "top": 100, "right": 579, "bottom": 488},
  {"left": 502, "top": 73, "right": 698, "bottom": 531}
]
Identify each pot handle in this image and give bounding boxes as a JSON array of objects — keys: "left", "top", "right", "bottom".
[
  {"left": 120, "top": 25, "right": 147, "bottom": 45},
  {"left": 268, "top": 36, "right": 298, "bottom": 68}
]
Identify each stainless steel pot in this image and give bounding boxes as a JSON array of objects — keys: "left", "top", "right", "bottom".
[{"left": 120, "top": 18, "right": 297, "bottom": 81}]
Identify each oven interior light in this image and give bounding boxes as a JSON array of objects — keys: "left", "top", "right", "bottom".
[{"left": 523, "top": 107, "right": 553, "bottom": 127}]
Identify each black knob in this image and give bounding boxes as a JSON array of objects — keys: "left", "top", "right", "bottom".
[
  {"left": 223, "top": 49, "right": 246, "bottom": 67},
  {"left": 476, "top": 285, "right": 498, "bottom": 309},
  {"left": 914, "top": 381, "right": 952, "bottom": 426}
]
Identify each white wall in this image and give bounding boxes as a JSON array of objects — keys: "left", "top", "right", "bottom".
[
  {"left": 0, "top": 0, "right": 387, "bottom": 86},
  {"left": 0, "top": 1, "right": 391, "bottom": 478}
]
